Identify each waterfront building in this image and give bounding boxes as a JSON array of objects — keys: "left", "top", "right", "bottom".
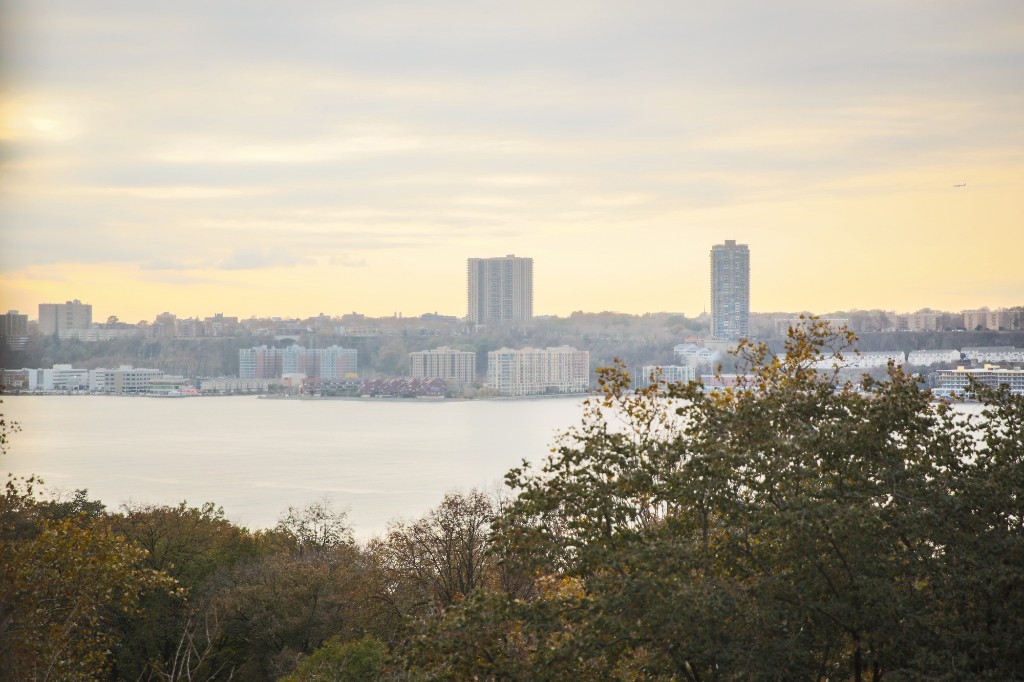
[
  {"left": 937, "top": 365, "right": 1024, "bottom": 396},
  {"left": 710, "top": 240, "right": 749, "bottom": 341},
  {"left": 467, "top": 255, "right": 534, "bottom": 325},
  {"left": 24, "top": 364, "right": 90, "bottom": 391},
  {"left": 636, "top": 365, "right": 696, "bottom": 389},
  {"left": 38, "top": 299, "right": 92, "bottom": 336},
  {"left": 487, "top": 346, "right": 589, "bottom": 397},
  {"left": 1, "top": 369, "right": 29, "bottom": 390},
  {"left": 89, "top": 368, "right": 117, "bottom": 392},
  {"left": 113, "top": 367, "right": 163, "bottom": 394},
  {"left": 0, "top": 310, "right": 29, "bottom": 350},
  {"left": 410, "top": 347, "right": 476, "bottom": 386},
  {"left": 240, "top": 345, "right": 357, "bottom": 379}
]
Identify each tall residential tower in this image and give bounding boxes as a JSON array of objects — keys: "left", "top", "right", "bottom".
[
  {"left": 467, "top": 255, "right": 533, "bottom": 324},
  {"left": 710, "top": 240, "right": 750, "bottom": 341}
]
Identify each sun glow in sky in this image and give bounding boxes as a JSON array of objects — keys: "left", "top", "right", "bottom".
[{"left": 1, "top": 1, "right": 1022, "bottom": 322}]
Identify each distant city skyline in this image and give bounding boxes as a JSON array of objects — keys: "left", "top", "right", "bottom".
[{"left": 1, "top": 2, "right": 1022, "bottom": 320}]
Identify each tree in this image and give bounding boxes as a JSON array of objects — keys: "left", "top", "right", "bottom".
[
  {"left": 0, "top": 516, "right": 176, "bottom": 681},
  {"left": 411, "top": 320, "right": 1024, "bottom": 680},
  {"left": 276, "top": 498, "right": 353, "bottom": 554},
  {"left": 108, "top": 501, "right": 277, "bottom": 681},
  {"left": 279, "top": 635, "right": 390, "bottom": 682},
  {"left": 377, "top": 490, "right": 500, "bottom": 614}
]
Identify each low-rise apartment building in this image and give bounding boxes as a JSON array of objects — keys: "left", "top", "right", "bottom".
[
  {"left": 937, "top": 365, "right": 1024, "bottom": 396},
  {"left": 410, "top": 347, "right": 476, "bottom": 386},
  {"left": 487, "top": 346, "right": 589, "bottom": 397},
  {"left": 636, "top": 365, "right": 696, "bottom": 388}
]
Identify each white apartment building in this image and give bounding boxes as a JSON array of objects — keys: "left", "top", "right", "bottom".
[
  {"left": 487, "top": 346, "right": 589, "bottom": 396},
  {"left": 937, "top": 365, "right": 1024, "bottom": 396},
  {"left": 410, "top": 347, "right": 476, "bottom": 386},
  {"left": 636, "top": 365, "right": 695, "bottom": 388}
]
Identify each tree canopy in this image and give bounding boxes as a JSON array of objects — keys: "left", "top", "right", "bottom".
[{"left": 412, "top": 321, "right": 1024, "bottom": 681}]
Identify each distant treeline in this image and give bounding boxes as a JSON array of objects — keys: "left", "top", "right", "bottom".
[{"left": 3, "top": 311, "right": 1023, "bottom": 382}]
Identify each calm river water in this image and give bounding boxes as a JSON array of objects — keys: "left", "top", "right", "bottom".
[{"left": 1, "top": 395, "right": 585, "bottom": 538}]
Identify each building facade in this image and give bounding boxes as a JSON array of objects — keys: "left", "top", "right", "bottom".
[
  {"left": 239, "top": 345, "right": 357, "bottom": 379},
  {"left": 907, "top": 349, "right": 962, "bottom": 366},
  {"left": 710, "top": 240, "right": 750, "bottom": 341},
  {"left": 467, "top": 255, "right": 534, "bottom": 325},
  {"left": 636, "top": 365, "right": 696, "bottom": 388},
  {"left": 963, "top": 309, "right": 1022, "bottom": 331},
  {"left": 0, "top": 310, "right": 29, "bottom": 350},
  {"left": 410, "top": 347, "right": 476, "bottom": 386},
  {"left": 896, "top": 313, "right": 939, "bottom": 332},
  {"left": 937, "top": 365, "right": 1024, "bottom": 396},
  {"left": 487, "top": 346, "right": 589, "bottom": 397},
  {"left": 38, "top": 299, "right": 92, "bottom": 336},
  {"left": 673, "top": 343, "right": 718, "bottom": 367}
]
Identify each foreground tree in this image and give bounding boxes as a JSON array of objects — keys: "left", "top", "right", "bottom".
[
  {"left": 0, "top": 514, "right": 176, "bottom": 681},
  {"left": 412, "top": 321, "right": 1024, "bottom": 680}
]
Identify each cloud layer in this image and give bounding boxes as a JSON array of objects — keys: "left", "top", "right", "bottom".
[{"left": 2, "top": 0, "right": 1022, "bottom": 318}]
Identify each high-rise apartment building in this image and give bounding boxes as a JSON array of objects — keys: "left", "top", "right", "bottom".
[
  {"left": 710, "top": 240, "right": 749, "bottom": 341},
  {"left": 38, "top": 299, "right": 92, "bottom": 337},
  {"left": 467, "top": 255, "right": 533, "bottom": 324},
  {"left": 410, "top": 347, "right": 476, "bottom": 386}
]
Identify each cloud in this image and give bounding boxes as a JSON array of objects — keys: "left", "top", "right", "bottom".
[
  {"left": 217, "top": 249, "right": 315, "bottom": 271},
  {"left": 139, "top": 259, "right": 209, "bottom": 271},
  {"left": 328, "top": 254, "right": 368, "bottom": 268}
]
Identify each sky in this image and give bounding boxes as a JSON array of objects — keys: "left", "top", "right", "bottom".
[{"left": 1, "top": 1, "right": 1022, "bottom": 323}]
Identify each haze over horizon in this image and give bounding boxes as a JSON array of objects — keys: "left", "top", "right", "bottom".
[{"left": 2, "top": 1, "right": 1022, "bottom": 322}]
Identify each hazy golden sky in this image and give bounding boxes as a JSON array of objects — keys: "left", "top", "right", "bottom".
[{"left": 1, "top": 1, "right": 1022, "bottom": 322}]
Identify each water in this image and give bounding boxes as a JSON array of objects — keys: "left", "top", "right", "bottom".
[{"left": 0, "top": 395, "right": 585, "bottom": 538}]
